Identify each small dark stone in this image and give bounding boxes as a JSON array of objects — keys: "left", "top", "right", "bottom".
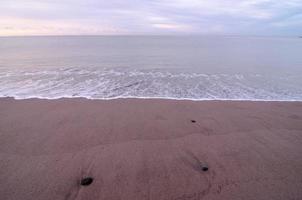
[
  {"left": 80, "top": 177, "right": 93, "bottom": 186},
  {"left": 202, "top": 166, "right": 209, "bottom": 171},
  {"left": 191, "top": 120, "right": 196, "bottom": 123}
]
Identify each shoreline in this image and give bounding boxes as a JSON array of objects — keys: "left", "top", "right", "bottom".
[
  {"left": 2, "top": 96, "right": 302, "bottom": 102},
  {"left": 1, "top": 98, "right": 302, "bottom": 200}
]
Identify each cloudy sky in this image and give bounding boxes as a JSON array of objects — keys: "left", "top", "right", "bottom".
[{"left": 0, "top": 0, "right": 301, "bottom": 36}]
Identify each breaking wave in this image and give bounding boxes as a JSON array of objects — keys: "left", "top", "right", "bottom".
[{"left": 1, "top": 67, "right": 302, "bottom": 101}]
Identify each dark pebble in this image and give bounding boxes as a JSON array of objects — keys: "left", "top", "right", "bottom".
[
  {"left": 80, "top": 177, "right": 93, "bottom": 186},
  {"left": 191, "top": 120, "right": 196, "bottom": 123},
  {"left": 202, "top": 166, "right": 209, "bottom": 171}
]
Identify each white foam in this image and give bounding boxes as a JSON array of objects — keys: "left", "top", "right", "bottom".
[{"left": 1, "top": 67, "right": 302, "bottom": 101}]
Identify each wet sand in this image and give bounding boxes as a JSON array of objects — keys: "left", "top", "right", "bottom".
[{"left": 0, "top": 98, "right": 302, "bottom": 200}]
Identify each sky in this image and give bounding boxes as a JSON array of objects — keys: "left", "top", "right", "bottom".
[{"left": 0, "top": 0, "right": 301, "bottom": 36}]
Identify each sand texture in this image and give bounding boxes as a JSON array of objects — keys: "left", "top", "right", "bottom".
[{"left": 0, "top": 98, "right": 302, "bottom": 200}]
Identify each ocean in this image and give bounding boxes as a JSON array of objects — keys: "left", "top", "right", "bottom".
[{"left": 0, "top": 35, "right": 301, "bottom": 101}]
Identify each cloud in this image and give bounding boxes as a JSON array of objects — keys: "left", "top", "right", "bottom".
[
  {"left": 272, "top": 13, "right": 302, "bottom": 27},
  {"left": 0, "top": 17, "right": 123, "bottom": 36},
  {"left": 0, "top": 0, "right": 301, "bottom": 36},
  {"left": 152, "top": 23, "right": 192, "bottom": 31}
]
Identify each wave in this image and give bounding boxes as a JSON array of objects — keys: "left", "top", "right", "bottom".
[{"left": 1, "top": 67, "right": 302, "bottom": 101}]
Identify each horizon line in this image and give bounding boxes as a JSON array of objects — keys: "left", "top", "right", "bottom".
[{"left": 0, "top": 34, "right": 301, "bottom": 38}]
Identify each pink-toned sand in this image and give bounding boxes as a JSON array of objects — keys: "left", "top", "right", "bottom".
[{"left": 0, "top": 97, "right": 302, "bottom": 200}]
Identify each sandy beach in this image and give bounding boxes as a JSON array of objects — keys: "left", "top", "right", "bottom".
[{"left": 0, "top": 97, "right": 302, "bottom": 200}]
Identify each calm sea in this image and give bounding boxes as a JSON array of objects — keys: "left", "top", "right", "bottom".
[{"left": 0, "top": 36, "right": 301, "bottom": 100}]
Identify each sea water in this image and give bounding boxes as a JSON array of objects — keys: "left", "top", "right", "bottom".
[{"left": 0, "top": 35, "right": 301, "bottom": 100}]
